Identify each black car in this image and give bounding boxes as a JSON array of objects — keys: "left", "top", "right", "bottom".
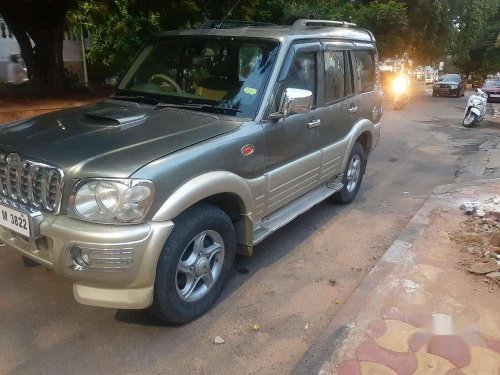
[{"left": 432, "top": 74, "right": 465, "bottom": 97}]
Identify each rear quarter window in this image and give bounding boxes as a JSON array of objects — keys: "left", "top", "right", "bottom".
[{"left": 354, "top": 50, "right": 375, "bottom": 93}]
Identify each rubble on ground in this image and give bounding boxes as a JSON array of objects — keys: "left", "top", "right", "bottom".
[{"left": 455, "top": 196, "right": 500, "bottom": 282}]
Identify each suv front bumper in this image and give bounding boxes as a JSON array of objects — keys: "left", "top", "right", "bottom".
[{"left": 0, "top": 215, "right": 173, "bottom": 309}]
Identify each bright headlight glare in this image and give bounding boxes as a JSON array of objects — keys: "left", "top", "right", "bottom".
[
  {"left": 392, "top": 77, "right": 407, "bottom": 94},
  {"left": 73, "top": 179, "right": 154, "bottom": 223}
]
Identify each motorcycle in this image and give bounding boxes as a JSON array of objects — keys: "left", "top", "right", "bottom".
[
  {"left": 463, "top": 88, "right": 488, "bottom": 127},
  {"left": 391, "top": 75, "right": 411, "bottom": 110}
]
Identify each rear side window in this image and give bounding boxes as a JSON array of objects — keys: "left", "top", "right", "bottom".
[
  {"left": 324, "top": 51, "right": 345, "bottom": 103},
  {"left": 324, "top": 51, "right": 355, "bottom": 103},
  {"left": 354, "top": 50, "right": 375, "bottom": 93}
]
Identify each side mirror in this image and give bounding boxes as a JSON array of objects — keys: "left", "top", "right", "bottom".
[{"left": 270, "top": 88, "right": 313, "bottom": 121}]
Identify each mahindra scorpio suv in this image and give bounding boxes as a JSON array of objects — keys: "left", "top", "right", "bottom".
[{"left": 0, "top": 19, "right": 382, "bottom": 323}]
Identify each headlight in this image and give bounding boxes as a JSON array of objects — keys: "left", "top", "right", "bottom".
[
  {"left": 70, "top": 179, "right": 154, "bottom": 224},
  {"left": 471, "top": 98, "right": 482, "bottom": 106},
  {"left": 450, "top": 84, "right": 458, "bottom": 89},
  {"left": 392, "top": 77, "right": 407, "bottom": 94}
]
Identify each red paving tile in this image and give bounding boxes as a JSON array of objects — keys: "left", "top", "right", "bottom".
[
  {"left": 336, "top": 360, "right": 361, "bottom": 375},
  {"left": 355, "top": 340, "right": 418, "bottom": 375},
  {"left": 427, "top": 335, "right": 471, "bottom": 368},
  {"left": 409, "top": 331, "right": 431, "bottom": 352},
  {"left": 480, "top": 334, "right": 500, "bottom": 354},
  {"left": 366, "top": 319, "right": 387, "bottom": 339}
]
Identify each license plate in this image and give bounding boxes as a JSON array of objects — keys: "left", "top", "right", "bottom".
[
  {"left": 0, "top": 203, "right": 31, "bottom": 237},
  {"left": 491, "top": 94, "right": 500, "bottom": 98},
  {"left": 441, "top": 88, "right": 449, "bottom": 92}
]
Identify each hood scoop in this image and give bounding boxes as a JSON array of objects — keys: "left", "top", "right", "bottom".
[{"left": 84, "top": 106, "right": 147, "bottom": 127}]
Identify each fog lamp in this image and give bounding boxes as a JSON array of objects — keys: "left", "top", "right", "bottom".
[{"left": 69, "top": 246, "right": 90, "bottom": 271}]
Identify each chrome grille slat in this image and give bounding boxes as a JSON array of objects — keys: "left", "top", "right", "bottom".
[{"left": 0, "top": 151, "right": 63, "bottom": 213}]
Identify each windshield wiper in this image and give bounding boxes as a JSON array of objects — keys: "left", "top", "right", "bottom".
[
  {"left": 155, "top": 102, "right": 241, "bottom": 114},
  {"left": 109, "top": 94, "right": 160, "bottom": 105}
]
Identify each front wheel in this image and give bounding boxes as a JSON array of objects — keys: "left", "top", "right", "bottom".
[
  {"left": 150, "top": 203, "right": 236, "bottom": 324},
  {"left": 462, "top": 110, "right": 479, "bottom": 128},
  {"left": 333, "top": 142, "right": 366, "bottom": 204}
]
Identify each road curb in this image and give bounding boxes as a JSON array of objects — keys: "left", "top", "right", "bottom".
[{"left": 291, "top": 178, "right": 500, "bottom": 374}]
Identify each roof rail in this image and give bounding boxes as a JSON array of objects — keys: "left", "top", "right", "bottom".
[
  {"left": 292, "top": 19, "right": 357, "bottom": 30},
  {"left": 199, "top": 20, "right": 275, "bottom": 29}
]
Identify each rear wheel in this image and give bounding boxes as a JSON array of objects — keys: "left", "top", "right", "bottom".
[
  {"left": 333, "top": 143, "right": 365, "bottom": 204},
  {"left": 432, "top": 90, "right": 437, "bottom": 97},
  {"left": 150, "top": 203, "right": 236, "bottom": 324}
]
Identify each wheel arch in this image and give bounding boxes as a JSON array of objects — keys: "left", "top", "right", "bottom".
[
  {"left": 341, "top": 119, "right": 376, "bottom": 171},
  {"left": 152, "top": 171, "right": 255, "bottom": 255}
]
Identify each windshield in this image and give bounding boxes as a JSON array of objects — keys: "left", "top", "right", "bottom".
[
  {"left": 484, "top": 79, "right": 500, "bottom": 88},
  {"left": 439, "top": 75, "right": 460, "bottom": 83},
  {"left": 117, "top": 37, "right": 279, "bottom": 118}
]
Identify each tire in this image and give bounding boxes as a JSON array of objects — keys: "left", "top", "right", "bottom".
[
  {"left": 462, "top": 111, "right": 479, "bottom": 128},
  {"left": 333, "top": 142, "right": 366, "bottom": 204},
  {"left": 150, "top": 203, "right": 236, "bottom": 324},
  {"left": 456, "top": 90, "right": 461, "bottom": 98},
  {"left": 432, "top": 91, "right": 437, "bottom": 97}
]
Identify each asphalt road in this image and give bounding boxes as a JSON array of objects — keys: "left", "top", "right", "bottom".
[{"left": 1, "top": 90, "right": 499, "bottom": 375}]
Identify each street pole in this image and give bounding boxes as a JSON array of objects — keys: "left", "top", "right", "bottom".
[{"left": 80, "top": 25, "right": 89, "bottom": 88}]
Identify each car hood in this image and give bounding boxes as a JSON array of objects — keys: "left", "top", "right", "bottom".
[{"left": 0, "top": 100, "right": 243, "bottom": 179}]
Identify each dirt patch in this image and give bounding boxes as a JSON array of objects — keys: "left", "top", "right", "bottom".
[
  {"left": 451, "top": 215, "right": 500, "bottom": 282},
  {"left": 0, "top": 90, "right": 110, "bottom": 125}
]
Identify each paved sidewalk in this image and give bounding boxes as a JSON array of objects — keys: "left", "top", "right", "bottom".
[{"left": 293, "top": 180, "right": 500, "bottom": 375}]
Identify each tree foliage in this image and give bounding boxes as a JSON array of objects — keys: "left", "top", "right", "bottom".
[
  {"left": 2, "top": 0, "right": 499, "bottom": 91},
  {"left": 353, "top": 1, "right": 408, "bottom": 59},
  {"left": 469, "top": 6, "right": 500, "bottom": 74}
]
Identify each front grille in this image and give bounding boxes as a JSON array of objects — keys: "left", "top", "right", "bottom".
[{"left": 0, "top": 151, "right": 63, "bottom": 213}]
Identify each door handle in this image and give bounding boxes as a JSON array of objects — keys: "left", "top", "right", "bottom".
[
  {"left": 308, "top": 119, "right": 321, "bottom": 129},
  {"left": 348, "top": 105, "right": 358, "bottom": 114}
]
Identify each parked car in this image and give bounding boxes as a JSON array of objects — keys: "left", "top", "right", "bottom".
[
  {"left": 481, "top": 78, "right": 500, "bottom": 102},
  {"left": 6, "top": 54, "right": 28, "bottom": 85},
  {"left": 0, "top": 19, "right": 382, "bottom": 323},
  {"left": 432, "top": 74, "right": 466, "bottom": 97}
]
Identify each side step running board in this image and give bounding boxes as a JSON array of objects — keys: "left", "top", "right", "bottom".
[{"left": 253, "top": 182, "right": 343, "bottom": 245}]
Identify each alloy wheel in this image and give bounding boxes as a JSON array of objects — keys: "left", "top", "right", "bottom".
[{"left": 175, "top": 230, "right": 225, "bottom": 302}]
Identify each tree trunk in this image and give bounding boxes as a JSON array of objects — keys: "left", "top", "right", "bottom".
[
  {"left": 0, "top": 0, "right": 75, "bottom": 92},
  {"left": 29, "top": 23, "right": 66, "bottom": 91}
]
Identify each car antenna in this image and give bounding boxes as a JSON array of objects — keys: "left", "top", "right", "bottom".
[{"left": 216, "top": 0, "right": 244, "bottom": 28}]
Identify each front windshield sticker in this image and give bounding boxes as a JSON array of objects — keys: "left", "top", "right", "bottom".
[{"left": 243, "top": 87, "right": 257, "bottom": 95}]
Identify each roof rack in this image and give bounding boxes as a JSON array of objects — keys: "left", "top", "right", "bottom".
[
  {"left": 199, "top": 20, "right": 275, "bottom": 29},
  {"left": 292, "top": 19, "right": 357, "bottom": 30}
]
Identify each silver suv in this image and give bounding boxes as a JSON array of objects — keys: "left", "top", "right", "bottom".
[{"left": 0, "top": 19, "right": 382, "bottom": 323}]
